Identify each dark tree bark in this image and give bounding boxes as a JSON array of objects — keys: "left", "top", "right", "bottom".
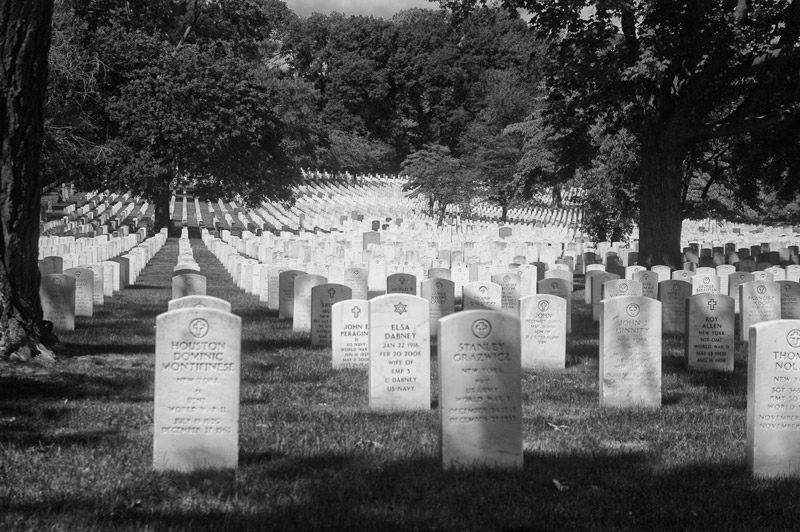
[
  {"left": 0, "top": 0, "right": 57, "bottom": 361},
  {"left": 637, "top": 121, "right": 689, "bottom": 269}
]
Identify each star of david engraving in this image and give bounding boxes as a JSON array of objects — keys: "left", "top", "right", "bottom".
[
  {"left": 351, "top": 306, "right": 361, "bottom": 318},
  {"left": 394, "top": 302, "right": 407, "bottom": 315},
  {"left": 788, "top": 329, "right": 800, "bottom": 348}
]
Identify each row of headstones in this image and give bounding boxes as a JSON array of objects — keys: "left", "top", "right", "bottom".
[
  {"left": 151, "top": 289, "right": 800, "bottom": 477},
  {"left": 587, "top": 269, "right": 798, "bottom": 340},
  {"left": 38, "top": 229, "right": 168, "bottom": 330},
  {"left": 42, "top": 190, "right": 150, "bottom": 238}
]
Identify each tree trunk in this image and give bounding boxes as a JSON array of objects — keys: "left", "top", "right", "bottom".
[
  {"left": 153, "top": 189, "right": 174, "bottom": 236},
  {"left": 637, "top": 124, "right": 687, "bottom": 269},
  {"left": 0, "top": 0, "right": 57, "bottom": 361}
]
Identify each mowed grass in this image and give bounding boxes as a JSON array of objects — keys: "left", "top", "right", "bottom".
[{"left": 1, "top": 237, "right": 797, "bottom": 531}]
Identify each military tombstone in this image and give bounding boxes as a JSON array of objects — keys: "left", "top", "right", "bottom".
[
  {"left": 658, "top": 280, "right": 692, "bottom": 336},
  {"left": 64, "top": 267, "right": 94, "bottom": 317},
  {"left": 685, "top": 294, "right": 735, "bottom": 372},
  {"left": 492, "top": 272, "right": 522, "bottom": 315},
  {"left": 600, "top": 296, "right": 662, "bottom": 407},
  {"left": 172, "top": 271, "right": 207, "bottom": 300},
  {"left": 438, "top": 310, "right": 522, "bottom": 469},
  {"left": 278, "top": 270, "right": 304, "bottom": 320},
  {"left": 331, "top": 299, "right": 370, "bottom": 369},
  {"left": 746, "top": 320, "right": 800, "bottom": 477},
  {"left": 463, "top": 281, "right": 502, "bottom": 311},
  {"left": 368, "top": 294, "right": 431, "bottom": 410},
  {"left": 169, "top": 295, "right": 232, "bottom": 313},
  {"left": 344, "top": 266, "right": 369, "bottom": 300},
  {"left": 421, "top": 278, "right": 455, "bottom": 340},
  {"left": 40, "top": 274, "right": 76, "bottom": 331},
  {"left": 387, "top": 273, "right": 417, "bottom": 296},
  {"left": 153, "top": 307, "right": 241, "bottom": 471},
  {"left": 739, "top": 281, "right": 781, "bottom": 338},
  {"left": 519, "top": 294, "right": 567, "bottom": 369},
  {"left": 311, "top": 284, "right": 352, "bottom": 347},
  {"left": 779, "top": 280, "right": 800, "bottom": 319},
  {"left": 292, "top": 274, "right": 328, "bottom": 332}
]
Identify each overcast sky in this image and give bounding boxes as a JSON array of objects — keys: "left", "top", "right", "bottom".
[{"left": 283, "top": 0, "right": 439, "bottom": 19}]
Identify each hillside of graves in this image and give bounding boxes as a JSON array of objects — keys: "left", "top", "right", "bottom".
[{"left": 4, "top": 178, "right": 800, "bottom": 530}]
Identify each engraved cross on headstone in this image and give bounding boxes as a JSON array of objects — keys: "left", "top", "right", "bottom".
[
  {"left": 351, "top": 306, "right": 361, "bottom": 318},
  {"left": 707, "top": 298, "right": 717, "bottom": 310}
]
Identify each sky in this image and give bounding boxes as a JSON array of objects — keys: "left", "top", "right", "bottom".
[{"left": 283, "top": 0, "right": 439, "bottom": 19}]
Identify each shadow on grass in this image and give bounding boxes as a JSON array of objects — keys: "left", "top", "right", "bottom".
[
  {"left": 0, "top": 428, "right": 121, "bottom": 448},
  {"left": 5, "top": 449, "right": 797, "bottom": 531},
  {"left": 0, "top": 371, "right": 151, "bottom": 402}
]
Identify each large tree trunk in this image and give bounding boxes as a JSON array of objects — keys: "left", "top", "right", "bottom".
[
  {"left": 637, "top": 124, "right": 688, "bottom": 269},
  {"left": 153, "top": 189, "right": 174, "bottom": 236},
  {"left": 0, "top": 0, "right": 57, "bottom": 361}
]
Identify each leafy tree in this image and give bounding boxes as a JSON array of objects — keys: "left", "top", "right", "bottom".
[
  {"left": 53, "top": 0, "right": 323, "bottom": 230},
  {"left": 441, "top": 0, "right": 800, "bottom": 267},
  {"left": 401, "top": 144, "right": 466, "bottom": 225},
  {"left": 0, "top": 0, "right": 57, "bottom": 361}
]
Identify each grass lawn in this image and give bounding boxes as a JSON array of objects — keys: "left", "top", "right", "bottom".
[{"left": 1, "top": 237, "right": 797, "bottom": 531}]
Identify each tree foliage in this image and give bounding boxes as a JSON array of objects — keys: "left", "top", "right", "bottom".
[
  {"left": 441, "top": 0, "right": 800, "bottom": 266},
  {"left": 46, "top": 0, "right": 324, "bottom": 229}
]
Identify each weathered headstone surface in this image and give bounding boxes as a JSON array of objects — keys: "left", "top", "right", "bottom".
[
  {"left": 633, "top": 270, "right": 660, "bottom": 299},
  {"left": 600, "top": 296, "right": 661, "bottom": 407},
  {"left": 492, "top": 272, "right": 522, "bottom": 315},
  {"left": 746, "top": 320, "right": 800, "bottom": 477},
  {"left": 40, "top": 274, "right": 76, "bottom": 331},
  {"left": 462, "top": 281, "right": 502, "bottom": 311},
  {"left": 311, "top": 283, "right": 352, "bottom": 347},
  {"left": 331, "top": 299, "right": 370, "bottom": 369},
  {"left": 344, "top": 266, "right": 369, "bottom": 300},
  {"left": 172, "top": 271, "right": 207, "bottom": 300},
  {"left": 519, "top": 295, "right": 567, "bottom": 369},
  {"left": 368, "top": 294, "right": 431, "bottom": 410},
  {"left": 729, "top": 272, "right": 756, "bottom": 313},
  {"left": 278, "top": 270, "right": 304, "bottom": 320},
  {"left": 421, "top": 278, "right": 455, "bottom": 339},
  {"left": 691, "top": 274, "right": 721, "bottom": 295},
  {"left": 387, "top": 273, "right": 417, "bottom": 296},
  {"left": 438, "top": 310, "right": 522, "bottom": 469},
  {"left": 169, "top": 295, "right": 232, "bottom": 313},
  {"left": 591, "top": 272, "right": 621, "bottom": 321},
  {"left": 739, "top": 281, "right": 781, "bottom": 337},
  {"left": 685, "top": 294, "right": 735, "bottom": 372},
  {"left": 537, "top": 278, "right": 572, "bottom": 333},
  {"left": 64, "top": 267, "right": 94, "bottom": 317},
  {"left": 153, "top": 307, "right": 241, "bottom": 471},
  {"left": 658, "top": 280, "right": 692, "bottom": 336},
  {"left": 292, "top": 274, "right": 328, "bottom": 332},
  {"left": 603, "top": 279, "right": 643, "bottom": 299},
  {"left": 779, "top": 280, "right": 800, "bottom": 320}
]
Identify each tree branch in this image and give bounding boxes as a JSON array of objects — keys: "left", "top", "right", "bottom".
[{"left": 173, "top": 0, "right": 202, "bottom": 56}]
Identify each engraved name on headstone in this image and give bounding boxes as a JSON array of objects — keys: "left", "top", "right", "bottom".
[
  {"left": 153, "top": 307, "right": 241, "bottom": 471},
  {"left": 438, "top": 310, "right": 522, "bottom": 469}
]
